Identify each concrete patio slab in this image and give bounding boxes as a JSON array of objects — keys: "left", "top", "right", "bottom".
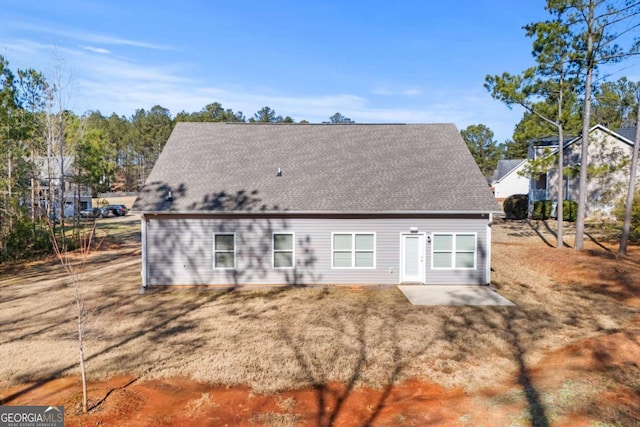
[{"left": 398, "top": 285, "right": 515, "bottom": 306}]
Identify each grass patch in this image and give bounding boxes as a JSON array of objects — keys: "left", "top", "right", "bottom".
[
  {"left": 277, "top": 397, "right": 297, "bottom": 411},
  {"left": 250, "top": 412, "right": 300, "bottom": 427}
]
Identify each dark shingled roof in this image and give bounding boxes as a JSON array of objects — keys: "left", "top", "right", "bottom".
[
  {"left": 492, "top": 159, "right": 525, "bottom": 183},
  {"left": 133, "top": 123, "right": 501, "bottom": 214},
  {"left": 616, "top": 127, "right": 637, "bottom": 143}
]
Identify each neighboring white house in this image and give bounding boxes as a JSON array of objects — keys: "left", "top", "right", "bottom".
[
  {"left": 491, "top": 159, "right": 529, "bottom": 200},
  {"left": 31, "top": 156, "right": 93, "bottom": 218}
]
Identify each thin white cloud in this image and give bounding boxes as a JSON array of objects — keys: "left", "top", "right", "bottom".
[
  {"left": 0, "top": 39, "right": 45, "bottom": 57},
  {"left": 402, "top": 88, "right": 422, "bottom": 96},
  {"left": 79, "top": 30, "right": 171, "bottom": 51},
  {"left": 78, "top": 55, "right": 192, "bottom": 84},
  {"left": 8, "top": 20, "right": 171, "bottom": 50},
  {"left": 81, "top": 45, "right": 111, "bottom": 54},
  {"left": 372, "top": 86, "right": 422, "bottom": 96},
  {"left": 4, "top": 39, "right": 189, "bottom": 85}
]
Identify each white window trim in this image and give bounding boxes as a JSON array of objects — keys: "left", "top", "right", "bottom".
[
  {"left": 331, "top": 232, "right": 376, "bottom": 269},
  {"left": 431, "top": 232, "right": 477, "bottom": 270},
  {"left": 272, "top": 232, "right": 295, "bottom": 269},
  {"left": 213, "top": 233, "right": 236, "bottom": 270}
]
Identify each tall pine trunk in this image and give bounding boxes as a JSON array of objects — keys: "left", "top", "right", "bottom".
[
  {"left": 556, "top": 124, "right": 564, "bottom": 248},
  {"left": 556, "top": 76, "right": 565, "bottom": 249},
  {"left": 619, "top": 98, "right": 640, "bottom": 255},
  {"left": 574, "top": 1, "right": 596, "bottom": 251}
]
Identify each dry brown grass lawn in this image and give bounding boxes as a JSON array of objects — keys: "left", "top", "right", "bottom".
[{"left": 1, "top": 216, "right": 639, "bottom": 424}]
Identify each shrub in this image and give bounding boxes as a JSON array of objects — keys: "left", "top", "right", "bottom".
[
  {"left": 562, "top": 200, "right": 578, "bottom": 222},
  {"left": 3, "top": 218, "right": 51, "bottom": 263},
  {"left": 613, "top": 190, "right": 640, "bottom": 234},
  {"left": 532, "top": 200, "right": 553, "bottom": 220},
  {"left": 503, "top": 194, "right": 528, "bottom": 220}
]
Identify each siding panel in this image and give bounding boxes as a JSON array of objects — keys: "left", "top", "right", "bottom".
[{"left": 146, "top": 216, "right": 490, "bottom": 286}]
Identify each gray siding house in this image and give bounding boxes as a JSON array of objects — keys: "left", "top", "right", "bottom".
[
  {"left": 528, "top": 124, "right": 638, "bottom": 218},
  {"left": 132, "top": 123, "right": 501, "bottom": 289}
]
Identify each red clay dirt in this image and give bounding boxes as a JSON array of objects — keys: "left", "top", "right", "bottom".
[
  {"left": 1, "top": 375, "right": 517, "bottom": 426},
  {"left": 3, "top": 327, "right": 640, "bottom": 427}
]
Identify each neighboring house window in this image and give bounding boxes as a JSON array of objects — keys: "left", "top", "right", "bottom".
[
  {"left": 332, "top": 233, "right": 375, "bottom": 268},
  {"left": 273, "top": 233, "right": 295, "bottom": 269},
  {"left": 535, "top": 174, "right": 547, "bottom": 189},
  {"left": 213, "top": 233, "right": 235, "bottom": 269},
  {"left": 532, "top": 173, "right": 548, "bottom": 201},
  {"left": 432, "top": 233, "right": 476, "bottom": 269}
]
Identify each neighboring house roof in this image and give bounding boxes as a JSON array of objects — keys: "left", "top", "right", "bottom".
[
  {"left": 543, "top": 124, "right": 636, "bottom": 158},
  {"left": 585, "top": 124, "right": 636, "bottom": 146},
  {"left": 133, "top": 123, "right": 501, "bottom": 214},
  {"left": 492, "top": 159, "right": 526, "bottom": 183},
  {"left": 616, "top": 126, "right": 637, "bottom": 143}
]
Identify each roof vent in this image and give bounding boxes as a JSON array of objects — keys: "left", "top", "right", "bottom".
[{"left": 276, "top": 167, "right": 283, "bottom": 177}]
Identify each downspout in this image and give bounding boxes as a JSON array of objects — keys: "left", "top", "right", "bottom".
[
  {"left": 486, "top": 213, "right": 492, "bottom": 286},
  {"left": 140, "top": 213, "right": 148, "bottom": 293}
]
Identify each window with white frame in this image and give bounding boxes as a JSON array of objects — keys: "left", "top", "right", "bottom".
[
  {"left": 332, "top": 233, "right": 375, "bottom": 268},
  {"left": 273, "top": 233, "right": 294, "bottom": 268},
  {"left": 213, "top": 233, "right": 236, "bottom": 269},
  {"left": 432, "top": 233, "right": 476, "bottom": 269}
]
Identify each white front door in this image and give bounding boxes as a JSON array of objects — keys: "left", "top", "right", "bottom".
[{"left": 401, "top": 234, "right": 425, "bottom": 283}]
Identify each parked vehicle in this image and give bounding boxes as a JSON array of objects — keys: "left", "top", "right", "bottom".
[
  {"left": 79, "top": 204, "right": 129, "bottom": 219},
  {"left": 102, "top": 204, "right": 129, "bottom": 217},
  {"left": 79, "top": 207, "right": 103, "bottom": 218}
]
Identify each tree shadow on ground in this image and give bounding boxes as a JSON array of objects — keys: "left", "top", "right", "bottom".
[
  {"left": 2, "top": 185, "right": 318, "bottom": 409},
  {"left": 246, "top": 290, "right": 436, "bottom": 426},
  {"left": 527, "top": 221, "right": 556, "bottom": 248},
  {"left": 481, "top": 246, "right": 640, "bottom": 425},
  {"left": 0, "top": 288, "right": 231, "bottom": 406},
  {"left": 504, "top": 313, "right": 549, "bottom": 427},
  {"left": 583, "top": 230, "right": 612, "bottom": 252},
  {"left": 541, "top": 220, "right": 572, "bottom": 248}
]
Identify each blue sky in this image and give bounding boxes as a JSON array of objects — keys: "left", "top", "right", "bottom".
[{"left": 1, "top": 1, "right": 638, "bottom": 143}]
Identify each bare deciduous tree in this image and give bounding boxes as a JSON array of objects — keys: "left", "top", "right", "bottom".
[{"left": 49, "top": 220, "right": 101, "bottom": 414}]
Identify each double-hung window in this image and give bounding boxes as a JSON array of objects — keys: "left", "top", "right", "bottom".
[
  {"left": 432, "top": 233, "right": 476, "bottom": 269},
  {"left": 213, "top": 233, "right": 236, "bottom": 269},
  {"left": 332, "top": 233, "right": 375, "bottom": 268},
  {"left": 273, "top": 233, "right": 295, "bottom": 268}
]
